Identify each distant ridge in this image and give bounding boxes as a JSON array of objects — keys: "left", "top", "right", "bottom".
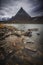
[{"left": 32, "top": 16, "right": 43, "bottom": 24}]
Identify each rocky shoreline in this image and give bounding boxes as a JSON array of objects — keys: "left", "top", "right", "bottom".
[{"left": 0, "top": 25, "right": 43, "bottom": 65}]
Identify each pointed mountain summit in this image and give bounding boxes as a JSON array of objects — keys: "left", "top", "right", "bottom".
[
  {"left": 15, "top": 7, "right": 31, "bottom": 19},
  {"left": 10, "top": 7, "right": 32, "bottom": 23}
]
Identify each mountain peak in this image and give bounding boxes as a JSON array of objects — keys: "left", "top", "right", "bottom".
[
  {"left": 17, "top": 7, "right": 26, "bottom": 14},
  {"left": 20, "top": 7, "right": 24, "bottom": 11},
  {"left": 15, "top": 7, "right": 31, "bottom": 18},
  {"left": 9, "top": 7, "right": 31, "bottom": 23}
]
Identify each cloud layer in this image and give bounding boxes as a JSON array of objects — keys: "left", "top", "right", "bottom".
[{"left": 0, "top": 0, "right": 43, "bottom": 20}]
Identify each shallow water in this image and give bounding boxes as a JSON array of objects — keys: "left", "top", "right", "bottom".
[
  {"left": 4, "top": 24, "right": 43, "bottom": 44},
  {"left": 4, "top": 24, "right": 43, "bottom": 32}
]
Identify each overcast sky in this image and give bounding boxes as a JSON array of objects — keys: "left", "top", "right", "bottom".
[{"left": 0, "top": 0, "right": 43, "bottom": 20}]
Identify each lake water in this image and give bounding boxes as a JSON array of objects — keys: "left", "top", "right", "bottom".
[
  {"left": 4, "top": 24, "right": 43, "bottom": 40},
  {"left": 4, "top": 24, "right": 43, "bottom": 32}
]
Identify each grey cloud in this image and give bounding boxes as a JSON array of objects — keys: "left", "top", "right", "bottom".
[{"left": 0, "top": 0, "right": 43, "bottom": 20}]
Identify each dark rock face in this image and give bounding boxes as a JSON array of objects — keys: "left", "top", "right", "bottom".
[{"left": 10, "top": 7, "right": 32, "bottom": 23}]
